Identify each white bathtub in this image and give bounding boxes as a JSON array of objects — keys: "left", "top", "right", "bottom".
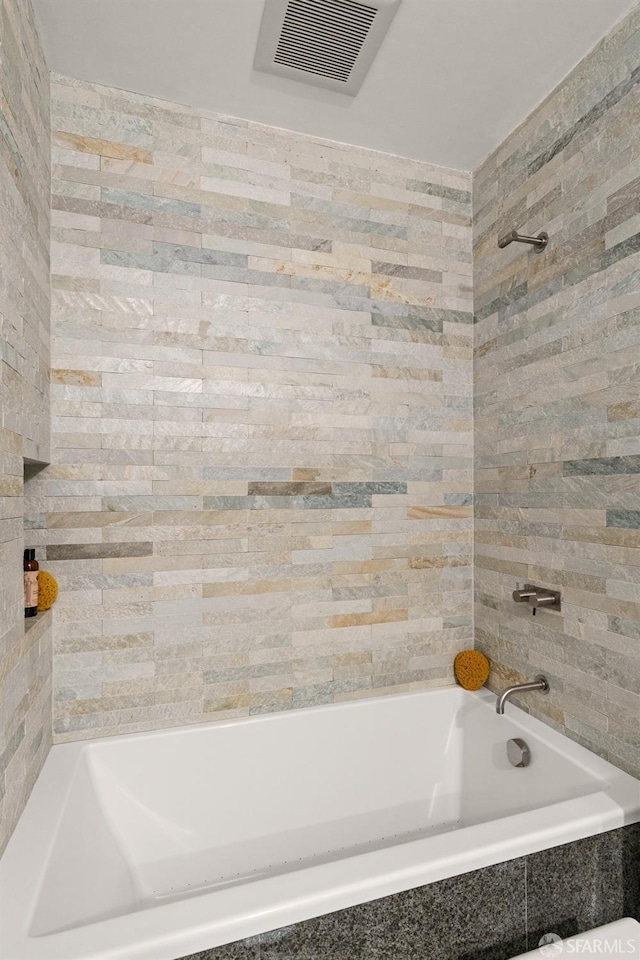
[{"left": 1, "top": 687, "right": 639, "bottom": 960}]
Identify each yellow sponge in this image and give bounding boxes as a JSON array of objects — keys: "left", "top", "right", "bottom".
[
  {"left": 37, "top": 570, "right": 59, "bottom": 612},
  {"left": 454, "top": 649, "right": 490, "bottom": 690}
]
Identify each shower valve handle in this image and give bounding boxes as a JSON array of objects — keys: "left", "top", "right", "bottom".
[
  {"left": 512, "top": 588, "right": 537, "bottom": 603},
  {"left": 512, "top": 584, "right": 561, "bottom": 614}
]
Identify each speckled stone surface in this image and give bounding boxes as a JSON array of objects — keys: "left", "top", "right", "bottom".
[
  {"left": 526, "top": 823, "right": 640, "bottom": 947},
  {"left": 358, "top": 860, "right": 527, "bottom": 960},
  {"left": 173, "top": 825, "right": 640, "bottom": 960}
]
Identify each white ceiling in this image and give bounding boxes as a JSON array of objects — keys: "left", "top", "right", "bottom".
[{"left": 34, "top": 0, "right": 639, "bottom": 171}]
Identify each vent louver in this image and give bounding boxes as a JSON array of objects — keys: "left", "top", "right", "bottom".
[
  {"left": 254, "top": 0, "right": 401, "bottom": 96},
  {"left": 275, "top": 0, "right": 377, "bottom": 82}
]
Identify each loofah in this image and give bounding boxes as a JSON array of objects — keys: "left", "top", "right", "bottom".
[
  {"left": 37, "top": 570, "right": 59, "bottom": 612},
  {"left": 454, "top": 649, "right": 490, "bottom": 691}
]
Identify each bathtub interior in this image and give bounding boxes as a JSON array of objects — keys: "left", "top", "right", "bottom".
[{"left": 30, "top": 689, "right": 607, "bottom": 938}]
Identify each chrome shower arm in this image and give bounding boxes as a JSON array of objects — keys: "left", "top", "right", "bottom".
[{"left": 498, "top": 229, "right": 548, "bottom": 251}]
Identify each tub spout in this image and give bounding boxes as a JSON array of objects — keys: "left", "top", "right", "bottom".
[{"left": 496, "top": 675, "right": 549, "bottom": 714}]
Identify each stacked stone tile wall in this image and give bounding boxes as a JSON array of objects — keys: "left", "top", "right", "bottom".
[
  {"left": 34, "top": 74, "right": 473, "bottom": 741},
  {"left": 4, "top": 1, "right": 638, "bottom": 846},
  {"left": 474, "top": 6, "right": 640, "bottom": 777},
  {"left": 0, "top": 0, "right": 51, "bottom": 855}
]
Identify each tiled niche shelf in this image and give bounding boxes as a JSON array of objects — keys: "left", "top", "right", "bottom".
[
  {"left": 24, "top": 607, "right": 52, "bottom": 638},
  {"left": 23, "top": 457, "right": 51, "bottom": 633}
]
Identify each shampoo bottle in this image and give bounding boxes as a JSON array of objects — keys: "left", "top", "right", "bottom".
[{"left": 24, "top": 549, "right": 39, "bottom": 618}]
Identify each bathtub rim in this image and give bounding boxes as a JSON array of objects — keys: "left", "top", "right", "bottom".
[{"left": 1, "top": 686, "right": 639, "bottom": 960}]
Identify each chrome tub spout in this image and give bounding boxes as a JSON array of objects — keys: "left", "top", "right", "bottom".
[{"left": 496, "top": 675, "right": 549, "bottom": 715}]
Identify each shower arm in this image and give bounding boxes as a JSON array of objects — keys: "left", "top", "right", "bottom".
[{"left": 498, "top": 229, "right": 548, "bottom": 251}]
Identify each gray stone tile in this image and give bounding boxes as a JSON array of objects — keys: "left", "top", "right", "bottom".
[
  {"left": 371, "top": 262, "right": 442, "bottom": 283},
  {"left": 247, "top": 483, "right": 332, "bottom": 496},
  {"left": 46, "top": 542, "right": 153, "bottom": 560},
  {"left": 406, "top": 180, "right": 472, "bottom": 204},
  {"left": 564, "top": 456, "right": 640, "bottom": 476},
  {"left": 102, "top": 186, "right": 202, "bottom": 218},
  {"left": 607, "top": 509, "right": 640, "bottom": 528}
]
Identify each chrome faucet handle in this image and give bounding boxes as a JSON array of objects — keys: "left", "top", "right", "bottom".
[
  {"left": 529, "top": 591, "right": 556, "bottom": 607},
  {"left": 512, "top": 583, "right": 561, "bottom": 614},
  {"left": 512, "top": 587, "right": 537, "bottom": 602}
]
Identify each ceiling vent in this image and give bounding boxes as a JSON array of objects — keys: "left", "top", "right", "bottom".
[{"left": 254, "top": 0, "right": 401, "bottom": 96}]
